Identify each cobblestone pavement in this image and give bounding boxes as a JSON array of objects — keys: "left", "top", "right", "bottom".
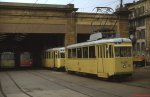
[
  {"left": 0, "top": 69, "right": 150, "bottom": 97},
  {"left": 123, "top": 66, "right": 150, "bottom": 89}
]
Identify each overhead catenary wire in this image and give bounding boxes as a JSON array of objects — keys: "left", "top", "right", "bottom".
[
  {"left": 68, "top": 0, "right": 74, "bottom": 4},
  {"left": 78, "top": 0, "right": 119, "bottom": 12}
]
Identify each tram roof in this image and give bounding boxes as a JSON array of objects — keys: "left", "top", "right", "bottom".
[
  {"left": 1, "top": 52, "right": 14, "bottom": 54},
  {"left": 67, "top": 38, "right": 131, "bottom": 48},
  {"left": 46, "top": 47, "right": 65, "bottom": 52}
]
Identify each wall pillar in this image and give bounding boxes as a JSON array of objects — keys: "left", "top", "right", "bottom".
[
  {"left": 65, "top": 12, "right": 77, "bottom": 46},
  {"left": 115, "top": 8, "right": 130, "bottom": 38}
]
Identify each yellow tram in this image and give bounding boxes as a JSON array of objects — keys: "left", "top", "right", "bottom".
[
  {"left": 42, "top": 47, "right": 65, "bottom": 69},
  {"left": 65, "top": 38, "right": 133, "bottom": 78},
  {"left": 0, "top": 52, "right": 15, "bottom": 68}
]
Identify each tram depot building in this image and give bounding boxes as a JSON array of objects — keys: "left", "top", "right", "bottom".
[{"left": 0, "top": 0, "right": 150, "bottom": 66}]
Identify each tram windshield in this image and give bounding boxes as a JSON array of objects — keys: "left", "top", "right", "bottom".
[
  {"left": 21, "top": 52, "right": 31, "bottom": 60},
  {"left": 115, "top": 47, "right": 132, "bottom": 57},
  {"left": 1, "top": 53, "right": 14, "bottom": 60}
]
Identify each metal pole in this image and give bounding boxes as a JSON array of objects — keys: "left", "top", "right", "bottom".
[{"left": 120, "top": 0, "right": 123, "bottom": 8}]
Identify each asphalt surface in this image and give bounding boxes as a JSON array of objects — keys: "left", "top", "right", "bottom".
[{"left": 0, "top": 68, "right": 150, "bottom": 97}]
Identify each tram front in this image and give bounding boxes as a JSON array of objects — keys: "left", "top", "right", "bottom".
[{"left": 114, "top": 43, "right": 133, "bottom": 77}]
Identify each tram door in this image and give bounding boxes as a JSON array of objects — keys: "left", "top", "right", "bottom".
[
  {"left": 97, "top": 45, "right": 105, "bottom": 73},
  {"left": 54, "top": 51, "right": 58, "bottom": 68}
]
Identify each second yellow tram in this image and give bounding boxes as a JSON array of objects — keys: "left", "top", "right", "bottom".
[{"left": 42, "top": 47, "right": 65, "bottom": 69}]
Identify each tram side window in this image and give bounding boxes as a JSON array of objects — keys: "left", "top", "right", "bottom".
[
  {"left": 103, "top": 45, "right": 106, "bottom": 58},
  {"left": 99, "top": 46, "right": 102, "bottom": 58},
  {"left": 97, "top": 46, "right": 99, "bottom": 58},
  {"left": 89, "top": 46, "right": 95, "bottom": 58},
  {"left": 47, "top": 52, "right": 49, "bottom": 58},
  {"left": 72, "top": 48, "right": 76, "bottom": 58},
  {"left": 56, "top": 51, "right": 59, "bottom": 58},
  {"left": 83, "top": 47, "right": 88, "bottom": 58},
  {"left": 47, "top": 52, "right": 49, "bottom": 59},
  {"left": 106, "top": 45, "right": 108, "bottom": 58},
  {"left": 77, "top": 48, "right": 82, "bottom": 58},
  {"left": 58, "top": 52, "right": 60, "bottom": 58},
  {"left": 55, "top": 51, "right": 57, "bottom": 58},
  {"left": 51, "top": 52, "right": 53, "bottom": 58},
  {"left": 60, "top": 53, "right": 65, "bottom": 58},
  {"left": 53, "top": 51, "right": 55, "bottom": 58},
  {"left": 49, "top": 52, "right": 51, "bottom": 59},
  {"left": 109, "top": 45, "right": 114, "bottom": 58},
  {"left": 51, "top": 51, "right": 53, "bottom": 58},
  {"left": 68, "top": 49, "right": 72, "bottom": 58},
  {"left": 45, "top": 52, "right": 48, "bottom": 59},
  {"left": 50, "top": 52, "right": 51, "bottom": 58},
  {"left": 97, "top": 45, "right": 103, "bottom": 58},
  {"left": 50, "top": 52, "right": 52, "bottom": 58}
]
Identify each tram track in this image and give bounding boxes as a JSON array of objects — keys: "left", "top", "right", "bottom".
[
  {"left": 27, "top": 70, "right": 122, "bottom": 97},
  {"left": 27, "top": 71, "right": 93, "bottom": 97},
  {"left": 0, "top": 80, "right": 7, "bottom": 97},
  {"left": 107, "top": 76, "right": 150, "bottom": 89},
  {"left": 6, "top": 72, "right": 33, "bottom": 97},
  {"left": 121, "top": 82, "right": 150, "bottom": 89},
  {"left": 44, "top": 70, "right": 150, "bottom": 90}
]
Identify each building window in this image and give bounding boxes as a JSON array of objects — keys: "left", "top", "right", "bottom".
[
  {"left": 131, "top": 9, "right": 135, "bottom": 18},
  {"left": 136, "top": 18, "right": 145, "bottom": 27},
  {"left": 133, "top": 44, "right": 136, "bottom": 56},
  {"left": 141, "top": 42, "right": 145, "bottom": 51},
  {"left": 136, "top": 30, "right": 140, "bottom": 39},
  {"left": 139, "top": 6, "right": 144, "bottom": 15},
  {"left": 130, "top": 20, "right": 136, "bottom": 28},
  {"left": 136, "top": 43, "right": 140, "bottom": 52},
  {"left": 134, "top": 8, "right": 137, "bottom": 17},
  {"left": 136, "top": 8, "right": 140, "bottom": 16},
  {"left": 136, "top": 30, "right": 145, "bottom": 39},
  {"left": 141, "top": 29, "right": 145, "bottom": 39}
]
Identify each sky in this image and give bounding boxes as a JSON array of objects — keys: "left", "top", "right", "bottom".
[{"left": 0, "top": 0, "right": 138, "bottom": 12}]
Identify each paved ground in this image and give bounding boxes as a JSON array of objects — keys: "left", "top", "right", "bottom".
[
  {"left": 0, "top": 68, "right": 150, "bottom": 97},
  {"left": 124, "top": 66, "right": 150, "bottom": 89}
]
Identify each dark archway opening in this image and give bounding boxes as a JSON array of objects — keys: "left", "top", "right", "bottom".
[
  {"left": 0, "top": 33, "right": 64, "bottom": 69},
  {"left": 77, "top": 34, "right": 90, "bottom": 43}
]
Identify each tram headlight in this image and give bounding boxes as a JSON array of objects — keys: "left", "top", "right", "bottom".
[
  {"left": 123, "top": 64, "right": 126, "bottom": 68},
  {"left": 121, "top": 61, "right": 127, "bottom": 68}
]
